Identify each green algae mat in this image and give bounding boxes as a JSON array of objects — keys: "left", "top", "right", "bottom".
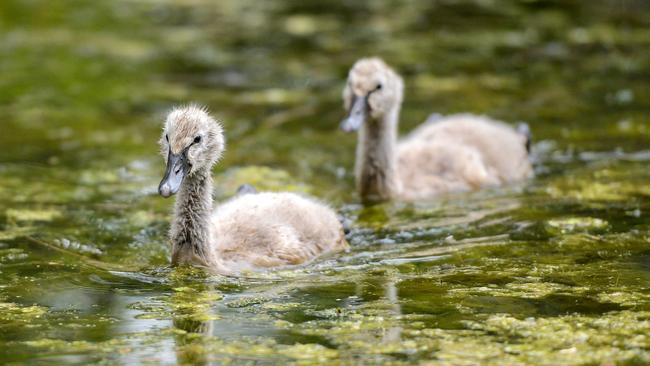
[{"left": 1, "top": 1, "right": 650, "bottom": 365}]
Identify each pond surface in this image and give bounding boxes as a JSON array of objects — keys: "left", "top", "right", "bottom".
[{"left": 1, "top": 0, "right": 650, "bottom": 364}]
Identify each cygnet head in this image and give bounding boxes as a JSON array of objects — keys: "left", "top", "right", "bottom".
[
  {"left": 340, "top": 57, "right": 404, "bottom": 132},
  {"left": 158, "top": 105, "right": 225, "bottom": 198}
]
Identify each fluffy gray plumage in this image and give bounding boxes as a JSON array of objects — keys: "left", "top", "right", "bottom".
[
  {"left": 342, "top": 58, "right": 533, "bottom": 201},
  {"left": 159, "top": 105, "right": 348, "bottom": 275}
]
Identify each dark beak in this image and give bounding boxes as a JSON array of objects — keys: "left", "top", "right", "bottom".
[
  {"left": 158, "top": 151, "right": 190, "bottom": 198},
  {"left": 340, "top": 95, "right": 367, "bottom": 132}
]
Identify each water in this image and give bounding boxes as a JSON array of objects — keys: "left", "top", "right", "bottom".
[{"left": 1, "top": 0, "right": 650, "bottom": 364}]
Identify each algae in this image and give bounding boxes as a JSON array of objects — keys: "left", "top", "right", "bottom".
[
  {"left": 5, "top": 208, "right": 62, "bottom": 223},
  {"left": 547, "top": 217, "right": 609, "bottom": 234},
  {"left": 216, "top": 166, "right": 312, "bottom": 198},
  {"left": 0, "top": 302, "right": 47, "bottom": 323}
]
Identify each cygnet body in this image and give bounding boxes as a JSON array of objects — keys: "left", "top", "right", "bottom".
[
  {"left": 158, "top": 105, "right": 348, "bottom": 275},
  {"left": 340, "top": 58, "right": 533, "bottom": 202}
]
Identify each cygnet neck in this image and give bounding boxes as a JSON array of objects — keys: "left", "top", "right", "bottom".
[
  {"left": 355, "top": 105, "right": 401, "bottom": 202},
  {"left": 171, "top": 168, "right": 214, "bottom": 265}
]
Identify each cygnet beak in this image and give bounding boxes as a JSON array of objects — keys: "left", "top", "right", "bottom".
[
  {"left": 159, "top": 150, "right": 190, "bottom": 198},
  {"left": 340, "top": 95, "right": 366, "bottom": 132}
]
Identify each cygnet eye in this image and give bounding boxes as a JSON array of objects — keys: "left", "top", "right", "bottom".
[
  {"left": 376, "top": 83, "right": 382, "bottom": 90},
  {"left": 193, "top": 135, "right": 202, "bottom": 144}
]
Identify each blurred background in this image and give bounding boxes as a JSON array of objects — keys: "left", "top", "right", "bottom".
[{"left": 1, "top": 0, "right": 650, "bottom": 364}]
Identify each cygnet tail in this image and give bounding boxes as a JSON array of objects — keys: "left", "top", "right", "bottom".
[
  {"left": 236, "top": 184, "right": 258, "bottom": 196},
  {"left": 516, "top": 122, "right": 532, "bottom": 153}
]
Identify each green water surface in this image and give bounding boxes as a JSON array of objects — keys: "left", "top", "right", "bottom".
[{"left": 1, "top": 1, "right": 650, "bottom": 365}]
